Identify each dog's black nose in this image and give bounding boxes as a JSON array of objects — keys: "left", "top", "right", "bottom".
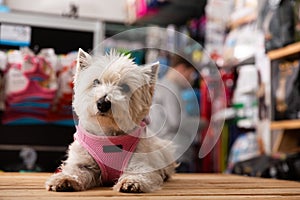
[{"left": 97, "top": 95, "right": 111, "bottom": 113}]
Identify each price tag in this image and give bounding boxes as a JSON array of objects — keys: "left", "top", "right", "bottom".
[{"left": 0, "top": 23, "right": 31, "bottom": 46}]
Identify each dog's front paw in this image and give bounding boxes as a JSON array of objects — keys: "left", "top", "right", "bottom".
[
  {"left": 118, "top": 181, "right": 143, "bottom": 193},
  {"left": 114, "top": 176, "right": 153, "bottom": 193},
  {"left": 45, "top": 173, "right": 82, "bottom": 192}
]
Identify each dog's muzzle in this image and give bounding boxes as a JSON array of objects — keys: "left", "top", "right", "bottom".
[{"left": 97, "top": 95, "right": 111, "bottom": 113}]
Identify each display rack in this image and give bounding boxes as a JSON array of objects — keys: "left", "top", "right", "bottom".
[
  {"left": 5, "top": 0, "right": 133, "bottom": 24},
  {"left": 0, "top": 12, "right": 104, "bottom": 55},
  {"left": 267, "top": 42, "right": 300, "bottom": 153},
  {"left": 0, "top": 11, "right": 105, "bottom": 172}
]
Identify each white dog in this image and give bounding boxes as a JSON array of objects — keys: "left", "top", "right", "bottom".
[{"left": 45, "top": 49, "right": 176, "bottom": 193}]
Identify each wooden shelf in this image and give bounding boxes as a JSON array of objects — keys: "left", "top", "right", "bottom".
[
  {"left": 268, "top": 42, "right": 300, "bottom": 60},
  {"left": 270, "top": 119, "right": 300, "bottom": 130},
  {"left": 267, "top": 42, "right": 300, "bottom": 153},
  {"left": 273, "top": 129, "right": 300, "bottom": 153}
]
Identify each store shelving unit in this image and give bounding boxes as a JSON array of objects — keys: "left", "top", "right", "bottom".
[
  {"left": 267, "top": 42, "right": 300, "bottom": 153},
  {"left": 0, "top": 0, "right": 207, "bottom": 171},
  {"left": 0, "top": 12, "right": 104, "bottom": 34},
  {"left": 0, "top": 12, "right": 104, "bottom": 55},
  {"left": 0, "top": 11, "right": 106, "bottom": 172}
]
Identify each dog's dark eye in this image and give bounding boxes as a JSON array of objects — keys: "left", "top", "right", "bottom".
[
  {"left": 93, "top": 79, "right": 101, "bottom": 86},
  {"left": 120, "top": 83, "right": 130, "bottom": 93}
]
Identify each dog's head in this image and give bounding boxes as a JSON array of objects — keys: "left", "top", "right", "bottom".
[{"left": 73, "top": 49, "right": 159, "bottom": 135}]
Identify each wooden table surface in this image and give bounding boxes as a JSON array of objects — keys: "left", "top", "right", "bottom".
[{"left": 1, "top": 172, "right": 300, "bottom": 199}]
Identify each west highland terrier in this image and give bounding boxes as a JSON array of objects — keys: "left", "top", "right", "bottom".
[{"left": 45, "top": 49, "right": 176, "bottom": 193}]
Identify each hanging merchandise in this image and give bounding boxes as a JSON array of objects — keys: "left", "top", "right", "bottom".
[
  {"left": 217, "top": 0, "right": 259, "bottom": 67},
  {"left": 271, "top": 59, "right": 300, "bottom": 120},
  {"left": 0, "top": 51, "right": 7, "bottom": 112},
  {"left": 0, "top": 50, "right": 7, "bottom": 71},
  {"left": 0, "top": 71, "right": 4, "bottom": 112},
  {"left": 294, "top": 0, "right": 300, "bottom": 41},
  {"left": 2, "top": 49, "right": 58, "bottom": 124},
  {"left": 222, "top": 0, "right": 258, "bottom": 65},
  {"left": 229, "top": 0, "right": 258, "bottom": 29},
  {"left": 221, "top": 0, "right": 258, "bottom": 66},
  {"left": 200, "top": 64, "right": 228, "bottom": 172},
  {"left": 1, "top": 48, "right": 80, "bottom": 125},
  {"left": 38, "top": 48, "right": 59, "bottom": 72},
  {"left": 258, "top": 0, "right": 295, "bottom": 52},
  {"left": 135, "top": 0, "right": 148, "bottom": 18},
  {"left": 205, "top": 0, "right": 233, "bottom": 63},
  {"left": 222, "top": 24, "right": 258, "bottom": 66},
  {"left": 232, "top": 65, "right": 259, "bottom": 129},
  {"left": 203, "top": 0, "right": 266, "bottom": 173},
  {"left": 214, "top": 66, "right": 259, "bottom": 128},
  {"left": 202, "top": 1, "right": 233, "bottom": 172},
  {"left": 134, "top": 0, "right": 169, "bottom": 20},
  {"left": 220, "top": 69, "right": 235, "bottom": 107},
  {"left": 199, "top": 74, "right": 212, "bottom": 172},
  {"left": 50, "top": 51, "right": 77, "bottom": 125}
]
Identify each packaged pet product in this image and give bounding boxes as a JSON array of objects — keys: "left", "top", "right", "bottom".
[
  {"left": 294, "top": 0, "right": 300, "bottom": 41},
  {"left": 223, "top": 24, "right": 257, "bottom": 66},
  {"left": 50, "top": 51, "right": 77, "bottom": 125},
  {"left": 0, "top": 51, "right": 7, "bottom": 112},
  {"left": 271, "top": 59, "right": 300, "bottom": 120},
  {"left": 258, "top": 0, "right": 295, "bottom": 52},
  {"left": 232, "top": 65, "right": 259, "bottom": 128},
  {"left": 205, "top": 0, "right": 233, "bottom": 63},
  {"left": 227, "top": 132, "right": 261, "bottom": 172},
  {"left": 2, "top": 50, "right": 57, "bottom": 124}
]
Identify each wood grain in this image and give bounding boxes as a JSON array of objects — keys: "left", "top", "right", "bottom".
[
  {"left": 270, "top": 120, "right": 300, "bottom": 130},
  {"left": 268, "top": 42, "right": 300, "bottom": 60},
  {"left": 0, "top": 173, "right": 300, "bottom": 199}
]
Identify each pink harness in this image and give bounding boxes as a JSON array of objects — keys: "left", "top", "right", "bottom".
[{"left": 74, "top": 124, "right": 144, "bottom": 185}]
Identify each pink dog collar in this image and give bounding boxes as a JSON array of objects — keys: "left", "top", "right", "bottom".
[{"left": 74, "top": 124, "right": 144, "bottom": 185}]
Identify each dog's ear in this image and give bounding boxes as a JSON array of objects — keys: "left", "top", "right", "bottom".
[
  {"left": 76, "top": 48, "right": 91, "bottom": 70},
  {"left": 74, "top": 48, "right": 92, "bottom": 85},
  {"left": 142, "top": 61, "right": 159, "bottom": 86}
]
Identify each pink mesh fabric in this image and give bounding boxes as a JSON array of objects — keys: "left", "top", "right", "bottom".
[{"left": 74, "top": 124, "right": 144, "bottom": 185}]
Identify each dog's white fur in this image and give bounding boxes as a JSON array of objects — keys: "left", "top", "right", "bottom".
[{"left": 45, "top": 49, "right": 176, "bottom": 193}]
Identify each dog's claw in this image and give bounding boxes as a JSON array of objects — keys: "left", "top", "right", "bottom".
[
  {"left": 119, "top": 181, "right": 143, "bottom": 193},
  {"left": 55, "top": 180, "right": 76, "bottom": 192},
  {"left": 46, "top": 173, "right": 82, "bottom": 192}
]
